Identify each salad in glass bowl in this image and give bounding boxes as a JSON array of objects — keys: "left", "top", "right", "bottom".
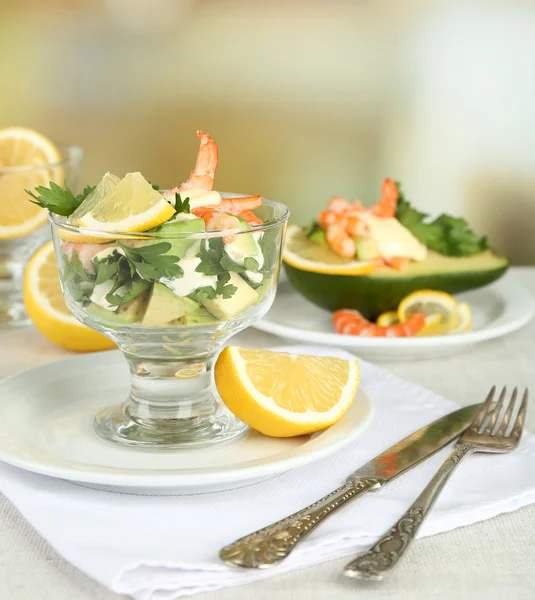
[{"left": 30, "top": 130, "right": 289, "bottom": 449}]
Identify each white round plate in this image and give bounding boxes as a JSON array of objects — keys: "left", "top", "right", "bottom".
[
  {"left": 0, "top": 351, "right": 373, "bottom": 495},
  {"left": 253, "top": 275, "right": 534, "bottom": 360}
]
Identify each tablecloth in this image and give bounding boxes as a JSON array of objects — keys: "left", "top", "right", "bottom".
[{"left": 1, "top": 267, "right": 534, "bottom": 600}]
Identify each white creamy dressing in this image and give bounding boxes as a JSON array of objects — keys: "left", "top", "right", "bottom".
[
  {"left": 90, "top": 280, "right": 117, "bottom": 311},
  {"left": 357, "top": 213, "right": 428, "bottom": 261},
  {"left": 92, "top": 245, "right": 124, "bottom": 262},
  {"left": 164, "top": 188, "right": 222, "bottom": 210},
  {"left": 224, "top": 233, "right": 264, "bottom": 283},
  {"left": 160, "top": 240, "right": 217, "bottom": 297}
]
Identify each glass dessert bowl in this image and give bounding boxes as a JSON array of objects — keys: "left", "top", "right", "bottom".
[{"left": 49, "top": 196, "right": 288, "bottom": 449}]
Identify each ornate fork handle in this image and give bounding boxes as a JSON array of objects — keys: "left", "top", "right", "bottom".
[
  {"left": 220, "top": 478, "right": 379, "bottom": 568},
  {"left": 344, "top": 441, "right": 475, "bottom": 580}
]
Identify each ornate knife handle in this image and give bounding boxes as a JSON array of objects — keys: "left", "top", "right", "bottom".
[
  {"left": 344, "top": 442, "right": 475, "bottom": 580},
  {"left": 220, "top": 477, "right": 379, "bottom": 568}
]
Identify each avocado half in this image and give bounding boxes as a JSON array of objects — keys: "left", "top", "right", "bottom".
[{"left": 283, "top": 250, "right": 509, "bottom": 320}]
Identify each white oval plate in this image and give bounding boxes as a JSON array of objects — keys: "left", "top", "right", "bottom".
[
  {"left": 253, "top": 275, "right": 534, "bottom": 361},
  {"left": 0, "top": 351, "right": 373, "bottom": 495}
]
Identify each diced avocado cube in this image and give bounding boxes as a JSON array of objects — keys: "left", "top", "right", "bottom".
[
  {"left": 183, "top": 307, "right": 219, "bottom": 326},
  {"left": 254, "top": 276, "right": 273, "bottom": 304},
  {"left": 355, "top": 238, "right": 381, "bottom": 261},
  {"left": 223, "top": 217, "right": 263, "bottom": 269},
  {"left": 203, "top": 272, "right": 259, "bottom": 320},
  {"left": 86, "top": 292, "right": 148, "bottom": 326},
  {"left": 142, "top": 282, "right": 199, "bottom": 326}
]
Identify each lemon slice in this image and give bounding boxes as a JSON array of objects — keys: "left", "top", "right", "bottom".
[
  {"left": 283, "top": 224, "right": 374, "bottom": 276},
  {"left": 77, "top": 172, "right": 175, "bottom": 232},
  {"left": 215, "top": 346, "right": 360, "bottom": 437},
  {"left": 448, "top": 302, "right": 473, "bottom": 334},
  {"left": 24, "top": 241, "right": 115, "bottom": 352},
  {"left": 376, "top": 310, "right": 399, "bottom": 327},
  {"left": 398, "top": 289, "right": 457, "bottom": 323},
  {"left": 415, "top": 314, "right": 447, "bottom": 336},
  {"left": 0, "top": 127, "right": 62, "bottom": 239}
]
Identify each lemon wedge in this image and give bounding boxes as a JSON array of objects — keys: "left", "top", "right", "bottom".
[
  {"left": 376, "top": 310, "right": 399, "bottom": 327},
  {"left": 398, "top": 289, "right": 457, "bottom": 324},
  {"left": 24, "top": 241, "right": 115, "bottom": 352},
  {"left": 448, "top": 302, "right": 473, "bottom": 334},
  {"left": 415, "top": 313, "right": 447, "bottom": 336},
  {"left": 0, "top": 127, "right": 62, "bottom": 239},
  {"left": 214, "top": 346, "right": 360, "bottom": 437},
  {"left": 77, "top": 172, "right": 175, "bottom": 233},
  {"left": 69, "top": 172, "right": 121, "bottom": 223},
  {"left": 283, "top": 224, "right": 374, "bottom": 276}
]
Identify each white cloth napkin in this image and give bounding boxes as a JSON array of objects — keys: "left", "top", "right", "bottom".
[{"left": 1, "top": 344, "right": 534, "bottom": 600}]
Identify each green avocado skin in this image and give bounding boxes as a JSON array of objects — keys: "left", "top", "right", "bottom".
[{"left": 283, "top": 260, "right": 509, "bottom": 320}]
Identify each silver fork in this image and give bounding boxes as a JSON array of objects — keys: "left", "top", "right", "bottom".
[{"left": 344, "top": 386, "right": 528, "bottom": 581}]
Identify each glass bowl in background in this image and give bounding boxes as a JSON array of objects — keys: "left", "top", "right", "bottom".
[
  {"left": 0, "top": 145, "right": 83, "bottom": 326},
  {"left": 50, "top": 196, "right": 289, "bottom": 449}
]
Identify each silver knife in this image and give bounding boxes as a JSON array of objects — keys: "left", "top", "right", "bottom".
[{"left": 220, "top": 403, "right": 480, "bottom": 569}]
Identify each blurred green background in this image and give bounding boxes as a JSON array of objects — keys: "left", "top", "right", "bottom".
[{"left": 1, "top": 0, "right": 534, "bottom": 262}]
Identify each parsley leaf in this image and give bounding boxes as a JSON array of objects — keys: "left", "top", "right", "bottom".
[
  {"left": 220, "top": 253, "right": 245, "bottom": 273},
  {"left": 188, "top": 286, "right": 217, "bottom": 304},
  {"left": 195, "top": 238, "right": 226, "bottom": 276},
  {"left": 174, "top": 193, "right": 191, "bottom": 214},
  {"left": 94, "top": 254, "right": 120, "bottom": 285},
  {"left": 62, "top": 250, "right": 95, "bottom": 302},
  {"left": 259, "top": 227, "right": 281, "bottom": 276},
  {"left": 243, "top": 257, "right": 259, "bottom": 272},
  {"left": 395, "top": 183, "right": 490, "bottom": 257},
  {"left": 216, "top": 272, "right": 237, "bottom": 299},
  {"left": 26, "top": 181, "right": 95, "bottom": 216},
  {"left": 117, "top": 242, "right": 183, "bottom": 280},
  {"left": 106, "top": 277, "right": 151, "bottom": 306}
]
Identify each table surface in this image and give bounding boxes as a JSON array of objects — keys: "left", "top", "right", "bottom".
[{"left": 1, "top": 267, "right": 535, "bottom": 600}]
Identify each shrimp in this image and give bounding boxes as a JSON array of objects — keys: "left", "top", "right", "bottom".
[
  {"left": 327, "top": 196, "right": 351, "bottom": 214},
  {"left": 345, "top": 210, "right": 368, "bottom": 237},
  {"left": 326, "top": 222, "right": 356, "bottom": 258},
  {"left": 62, "top": 241, "right": 113, "bottom": 274},
  {"left": 238, "top": 210, "right": 264, "bottom": 225},
  {"left": 371, "top": 177, "right": 398, "bottom": 218},
  {"left": 333, "top": 309, "right": 426, "bottom": 337},
  {"left": 179, "top": 130, "right": 219, "bottom": 192},
  {"left": 319, "top": 210, "right": 346, "bottom": 229},
  {"left": 218, "top": 195, "right": 262, "bottom": 214},
  {"left": 192, "top": 206, "right": 216, "bottom": 225},
  {"left": 385, "top": 256, "right": 410, "bottom": 271},
  {"left": 206, "top": 212, "right": 240, "bottom": 244}
]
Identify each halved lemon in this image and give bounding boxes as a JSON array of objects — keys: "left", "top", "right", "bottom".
[
  {"left": 77, "top": 172, "right": 175, "bottom": 233},
  {"left": 0, "top": 127, "right": 62, "bottom": 239},
  {"left": 24, "top": 241, "right": 115, "bottom": 352},
  {"left": 448, "top": 302, "right": 473, "bottom": 334},
  {"left": 398, "top": 289, "right": 457, "bottom": 323},
  {"left": 215, "top": 346, "right": 360, "bottom": 437},
  {"left": 283, "top": 224, "right": 374, "bottom": 276},
  {"left": 376, "top": 310, "right": 399, "bottom": 327}
]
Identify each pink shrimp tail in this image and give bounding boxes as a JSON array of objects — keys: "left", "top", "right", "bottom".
[
  {"left": 371, "top": 178, "right": 398, "bottom": 218},
  {"left": 179, "top": 130, "right": 219, "bottom": 192},
  {"left": 238, "top": 210, "right": 264, "bottom": 225},
  {"left": 219, "top": 195, "right": 262, "bottom": 214}
]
